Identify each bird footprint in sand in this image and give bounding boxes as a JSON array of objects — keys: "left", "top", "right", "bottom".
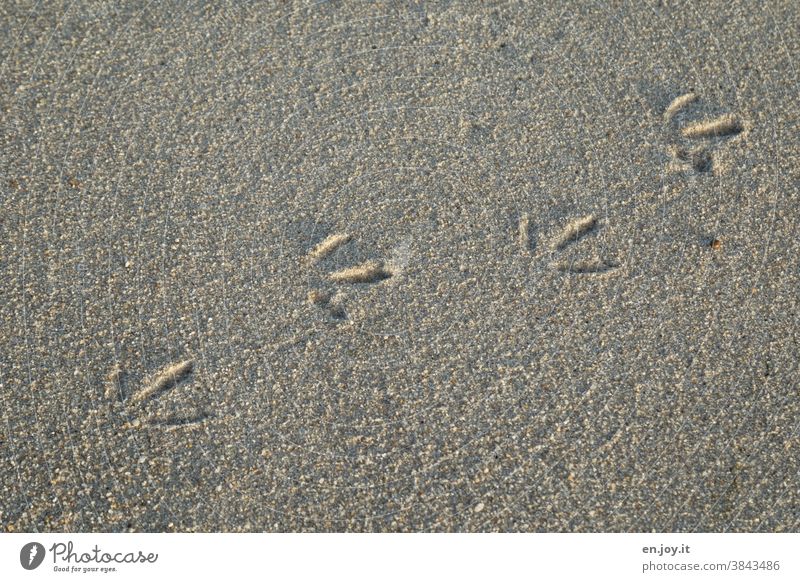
[
  {"left": 663, "top": 92, "right": 745, "bottom": 175},
  {"left": 519, "top": 212, "right": 619, "bottom": 275},
  {"left": 304, "top": 232, "right": 401, "bottom": 320},
  {"left": 105, "top": 359, "right": 209, "bottom": 430}
]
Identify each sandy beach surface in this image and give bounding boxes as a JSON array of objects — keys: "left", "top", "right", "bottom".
[{"left": 1, "top": 1, "right": 798, "bottom": 532}]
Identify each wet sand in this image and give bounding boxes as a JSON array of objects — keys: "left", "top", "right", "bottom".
[{"left": 1, "top": 1, "right": 798, "bottom": 532}]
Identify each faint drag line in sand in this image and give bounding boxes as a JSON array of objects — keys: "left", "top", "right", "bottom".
[
  {"left": 10, "top": 198, "right": 53, "bottom": 530},
  {"left": 0, "top": 0, "right": 41, "bottom": 76},
  {"left": 554, "top": 257, "right": 619, "bottom": 275}
]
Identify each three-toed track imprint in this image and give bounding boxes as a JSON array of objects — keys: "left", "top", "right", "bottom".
[
  {"left": 302, "top": 96, "right": 743, "bottom": 292},
  {"left": 304, "top": 232, "right": 395, "bottom": 320},
  {"left": 664, "top": 92, "right": 745, "bottom": 174},
  {"left": 519, "top": 212, "right": 619, "bottom": 275},
  {"left": 105, "top": 359, "right": 208, "bottom": 430}
]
